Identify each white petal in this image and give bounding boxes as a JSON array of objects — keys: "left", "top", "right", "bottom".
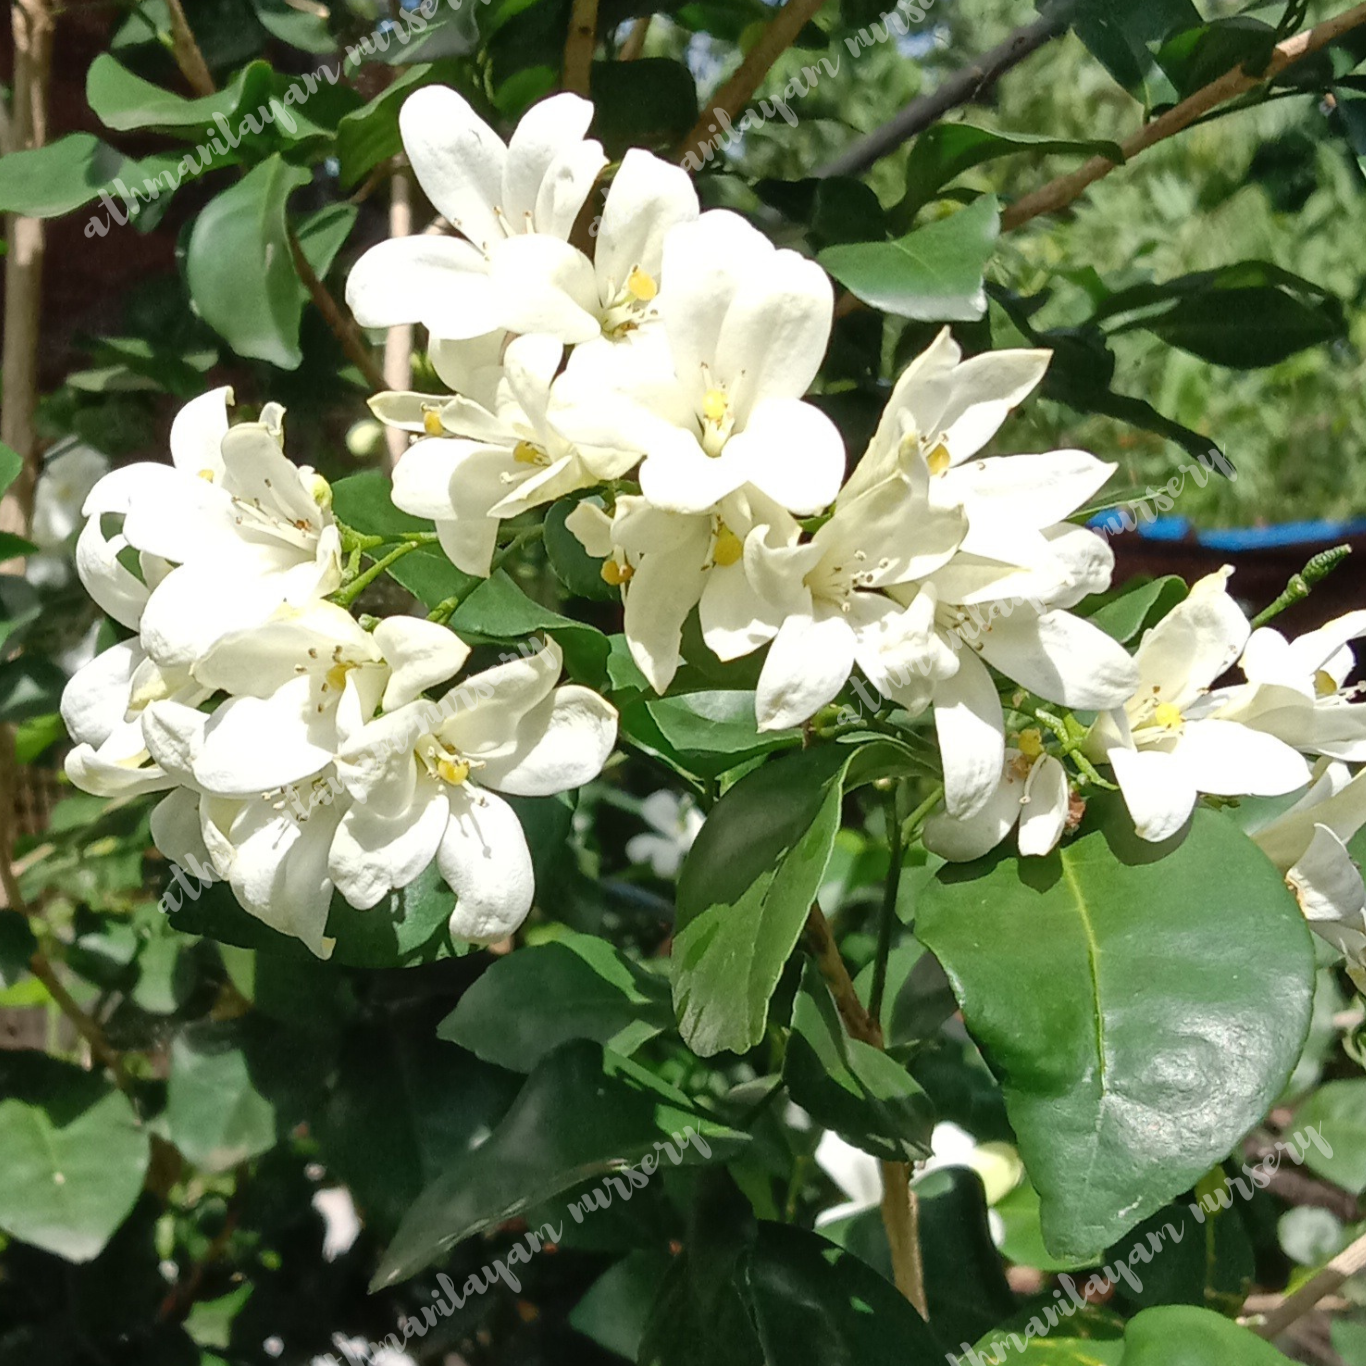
[
  {"left": 1134, "top": 567, "right": 1249, "bottom": 710},
  {"left": 150, "top": 788, "right": 212, "bottom": 869},
  {"left": 975, "top": 609, "right": 1139, "bottom": 710},
  {"left": 141, "top": 699, "right": 209, "bottom": 784},
  {"left": 699, "top": 560, "right": 785, "bottom": 661},
  {"left": 193, "top": 680, "right": 336, "bottom": 796},
  {"left": 439, "top": 786, "right": 535, "bottom": 942},
  {"left": 940, "top": 450, "right": 1113, "bottom": 538},
  {"left": 1174, "top": 719, "right": 1310, "bottom": 797},
  {"left": 728, "top": 398, "right": 845, "bottom": 516},
  {"left": 329, "top": 781, "right": 448, "bottom": 910},
  {"left": 929, "top": 346, "right": 1051, "bottom": 462},
  {"left": 375, "top": 616, "right": 471, "bottom": 710},
  {"left": 345, "top": 235, "right": 500, "bottom": 338},
  {"left": 169, "top": 387, "right": 231, "bottom": 477},
  {"left": 478, "top": 684, "right": 617, "bottom": 796},
  {"left": 487, "top": 235, "right": 601, "bottom": 344},
  {"left": 1108, "top": 746, "right": 1196, "bottom": 843},
  {"left": 533, "top": 138, "right": 607, "bottom": 239},
  {"left": 564, "top": 500, "right": 614, "bottom": 559},
  {"left": 61, "top": 640, "right": 141, "bottom": 746},
  {"left": 934, "top": 647, "right": 1004, "bottom": 819},
  {"left": 74, "top": 517, "right": 147, "bottom": 629},
  {"left": 923, "top": 760, "right": 1023, "bottom": 862},
  {"left": 596, "top": 148, "right": 699, "bottom": 293},
  {"left": 503, "top": 91, "right": 596, "bottom": 228},
  {"left": 1289, "top": 824, "right": 1366, "bottom": 925},
  {"left": 1018, "top": 754, "right": 1068, "bottom": 857},
  {"left": 755, "top": 610, "right": 856, "bottom": 731},
  {"left": 401, "top": 85, "right": 506, "bottom": 251},
  {"left": 620, "top": 521, "right": 713, "bottom": 692}
]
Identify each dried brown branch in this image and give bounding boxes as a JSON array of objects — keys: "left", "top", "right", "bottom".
[
  {"left": 163, "top": 0, "right": 215, "bottom": 96},
  {"left": 805, "top": 904, "right": 928, "bottom": 1318},
  {"left": 1249, "top": 1229, "right": 1366, "bottom": 1341},
  {"left": 620, "top": 13, "right": 650, "bottom": 59},
  {"left": 563, "top": 0, "right": 599, "bottom": 95},
  {"left": 287, "top": 228, "right": 388, "bottom": 392},
  {"left": 383, "top": 170, "right": 414, "bottom": 470},
  {"left": 1002, "top": 1, "right": 1366, "bottom": 231},
  {"left": 678, "top": 0, "right": 830, "bottom": 165}
]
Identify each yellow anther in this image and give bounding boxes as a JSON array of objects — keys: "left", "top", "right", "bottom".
[
  {"left": 325, "top": 662, "right": 352, "bottom": 694},
  {"left": 437, "top": 757, "right": 471, "bottom": 785},
  {"left": 712, "top": 526, "right": 743, "bottom": 568},
  {"left": 513, "top": 440, "right": 544, "bottom": 465},
  {"left": 926, "top": 442, "right": 952, "bottom": 476},
  {"left": 308, "top": 472, "right": 333, "bottom": 510},
  {"left": 1016, "top": 728, "right": 1044, "bottom": 760},
  {"left": 198, "top": 468, "right": 216, "bottom": 482},
  {"left": 702, "top": 389, "right": 728, "bottom": 422},
  {"left": 601, "top": 559, "right": 634, "bottom": 586},
  {"left": 1315, "top": 669, "right": 1338, "bottom": 698},
  {"left": 423, "top": 409, "right": 445, "bottom": 437},
  {"left": 1154, "top": 702, "right": 1183, "bottom": 730},
  {"left": 626, "top": 266, "right": 657, "bottom": 302}
]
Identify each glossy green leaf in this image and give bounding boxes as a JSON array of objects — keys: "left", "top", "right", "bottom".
[
  {"left": 1083, "top": 576, "right": 1187, "bottom": 644},
  {"left": 672, "top": 744, "right": 851, "bottom": 1057},
  {"left": 784, "top": 963, "right": 933, "bottom": 1161},
  {"left": 0, "top": 1054, "right": 150, "bottom": 1262},
  {"left": 0, "top": 443, "right": 21, "bottom": 497},
  {"left": 186, "top": 155, "right": 312, "bottom": 369},
  {"left": 1121, "top": 1305, "right": 1292, "bottom": 1363},
  {"left": 166, "top": 1023, "right": 277, "bottom": 1172},
  {"left": 544, "top": 497, "right": 616, "bottom": 601},
  {"left": 1290, "top": 1079, "right": 1366, "bottom": 1194},
  {"left": 336, "top": 63, "right": 440, "bottom": 188},
  {"left": 901, "top": 125, "right": 1123, "bottom": 218},
  {"left": 570, "top": 1249, "right": 674, "bottom": 1360},
  {"left": 250, "top": 0, "right": 333, "bottom": 51},
  {"left": 620, "top": 690, "right": 800, "bottom": 782},
  {"left": 86, "top": 54, "right": 274, "bottom": 132},
  {"left": 819, "top": 195, "right": 999, "bottom": 321},
  {"left": 294, "top": 202, "right": 358, "bottom": 281},
  {"left": 438, "top": 932, "right": 674, "bottom": 1071},
  {"left": 0, "top": 134, "right": 132, "bottom": 217},
  {"left": 372, "top": 1041, "right": 745, "bottom": 1287},
  {"left": 1072, "top": 0, "right": 1200, "bottom": 98},
  {"left": 917, "top": 805, "right": 1315, "bottom": 1261}
]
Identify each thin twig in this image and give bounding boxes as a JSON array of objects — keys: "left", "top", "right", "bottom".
[
  {"left": 869, "top": 786, "right": 901, "bottom": 1023},
  {"left": 1249, "top": 1229, "right": 1366, "bottom": 1340},
  {"left": 163, "top": 0, "right": 215, "bottom": 96},
  {"left": 383, "top": 169, "right": 414, "bottom": 472},
  {"left": 805, "top": 903, "right": 928, "bottom": 1318},
  {"left": 678, "top": 0, "right": 831, "bottom": 165},
  {"left": 1002, "top": 1, "right": 1366, "bottom": 230},
  {"left": 620, "top": 13, "right": 650, "bottom": 59},
  {"left": 286, "top": 228, "right": 388, "bottom": 391},
  {"left": 563, "top": 0, "right": 599, "bottom": 95},
  {"left": 815, "top": 0, "right": 1077, "bottom": 179}
]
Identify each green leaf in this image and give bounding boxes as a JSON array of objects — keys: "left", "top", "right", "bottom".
[
  {"left": 185, "top": 155, "right": 312, "bottom": 369},
  {"left": 672, "top": 744, "right": 850, "bottom": 1057},
  {"left": 590, "top": 58, "right": 699, "bottom": 155},
  {"left": 86, "top": 54, "right": 274, "bottom": 132},
  {"left": 166, "top": 1022, "right": 277, "bottom": 1172},
  {"left": 783, "top": 962, "right": 933, "bottom": 1161},
  {"left": 620, "top": 690, "right": 800, "bottom": 783},
  {"left": 1156, "top": 17, "right": 1279, "bottom": 100},
  {"left": 1073, "top": 0, "right": 1200, "bottom": 98},
  {"left": 819, "top": 195, "right": 1000, "bottom": 321},
  {"left": 1289, "top": 1079, "right": 1366, "bottom": 1194},
  {"left": 0, "top": 531, "right": 37, "bottom": 560},
  {"left": 249, "top": 0, "right": 333, "bottom": 52},
  {"left": 1082, "top": 576, "right": 1188, "bottom": 644},
  {"left": 570, "top": 1250, "right": 674, "bottom": 1361},
  {"left": 0, "top": 443, "right": 21, "bottom": 496},
  {"left": 336, "top": 64, "right": 441, "bottom": 189},
  {"left": 0, "top": 133, "right": 132, "bottom": 217},
  {"left": 917, "top": 805, "right": 1316, "bottom": 1262},
  {"left": 0, "top": 1054, "right": 150, "bottom": 1261},
  {"left": 372, "top": 1041, "right": 746, "bottom": 1287},
  {"left": 1121, "top": 1305, "right": 1293, "bottom": 1363},
  {"left": 900, "top": 125, "right": 1124, "bottom": 219},
  {"left": 438, "top": 932, "right": 675, "bottom": 1071},
  {"left": 544, "top": 497, "right": 616, "bottom": 601},
  {"left": 295, "top": 202, "right": 357, "bottom": 281},
  {"left": 450, "top": 570, "right": 610, "bottom": 686}
]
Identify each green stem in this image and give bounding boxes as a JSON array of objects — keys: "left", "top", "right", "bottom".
[
  {"left": 899, "top": 783, "right": 944, "bottom": 846},
  {"left": 332, "top": 540, "right": 426, "bottom": 607},
  {"left": 489, "top": 523, "right": 545, "bottom": 575},
  {"left": 869, "top": 785, "right": 903, "bottom": 1024},
  {"left": 427, "top": 594, "right": 462, "bottom": 625},
  {"left": 1034, "top": 708, "right": 1115, "bottom": 790}
]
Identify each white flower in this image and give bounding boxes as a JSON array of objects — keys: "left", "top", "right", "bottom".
[
  {"left": 556, "top": 210, "right": 845, "bottom": 517},
  {"left": 380, "top": 335, "right": 637, "bottom": 576},
  {"left": 923, "top": 742, "right": 1071, "bottom": 862},
  {"left": 626, "top": 790, "right": 704, "bottom": 877},
  {"left": 30, "top": 439, "right": 109, "bottom": 549},
  {"left": 76, "top": 389, "right": 341, "bottom": 668},
  {"left": 732, "top": 458, "right": 968, "bottom": 730},
  {"left": 345, "top": 88, "right": 696, "bottom": 349},
  {"left": 329, "top": 638, "right": 616, "bottom": 941},
  {"left": 311, "top": 1187, "right": 361, "bottom": 1262},
  {"left": 1250, "top": 760, "right": 1366, "bottom": 982},
  {"left": 1227, "top": 610, "right": 1366, "bottom": 762},
  {"left": 844, "top": 327, "right": 1113, "bottom": 572},
  {"left": 1089, "top": 569, "right": 1312, "bottom": 842},
  {"left": 567, "top": 486, "right": 799, "bottom": 693}
]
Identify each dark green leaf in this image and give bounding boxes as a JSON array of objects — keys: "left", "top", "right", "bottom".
[
  {"left": 1156, "top": 17, "right": 1278, "bottom": 100},
  {"left": 1073, "top": 0, "right": 1200, "bottom": 97},
  {"left": 819, "top": 195, "right": 1000, "bottom": 321},
  {"left": 185, "top": 155, "right": 312, "bottom": 369},
  {"left": 86, "top": 54, "right": 274, "bottom": 132},
  {"left": 372, "top": 1041, "right": 746, "bottom": 1287},
  {"left": 570, "top": 1249, "right": 674, "bottom": 1360},
  {"left": 0, "top": 134, "right": 132, "bottom": 217},
  {"left": 917, "top": 805, "right": 1315, "bottom": 1261},
  {"left": 591, "top": 58, "right": 699, "bottom": 155},
  {"left": 0, "top": 443, "right": 21, "bottom": 497},
  {"left": 438, "top": 932, "right": 674, "bottom": 1071},
  {"left": 0, "top": 1053, "right": 150, "bottom": 1261},
  {"left": 620, "top": 690, "right": 800, "bottom": 783},
  {"left": 544, "top": 497, "right": 617, "bottom": 601},
  {"left": 1121, "top": 1305, "right": 1293, "bottom": 1363},
  {"left": 0, "top": 531, "right": 37, "bottom": 560},
  {"left": 249, "top": 0, "right": 333, "bottom": 52},
  {"left": 166, "top": 1022, "right": 277, "bottom": 1172},
  {"left": 784, "top": 962, "right": 933, "bottom": 1161},
  {"left": 294, "top": 202, "right": 357, "bottom": 281}
]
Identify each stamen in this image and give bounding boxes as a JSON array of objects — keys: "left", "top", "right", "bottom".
[
  {"left": 702, "top": 389, "right": 728, "bottom": 422},
  {"left": 712, "top": 526, "right": 743, "bottom": 567},
  {"left": 926, "top": 441, "right": 952, "bottom": 476},
  {"left": 601, "top": 560, "right": 634, "bottom": 586},
  {"left": 513, "top": 440, "right": 545, "bottom": 465},
  {"left": 1315, "top": 669, "right": 1338, "bottom": 698},
  {"left": 423, "top": 410, "right": 445, "bottom": 437},
  {"left": 1016, "top": 728, "right": 1044, "bottom": 760},
  {"left": 626, "top": 266, "right": 657, "bottom": 302},
  {"left": 1153, "top": 702, "right": 1183, "bottom": 730}
]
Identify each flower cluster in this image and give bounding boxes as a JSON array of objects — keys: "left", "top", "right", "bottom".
[
  {"left": 61, "top": 388, "right": 617, "bottom": 957},
  {"left": 62, "top": 86, "right": 1366, "bottom": 978}
]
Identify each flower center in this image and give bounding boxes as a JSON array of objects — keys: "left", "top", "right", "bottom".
[
  {"left": 1315, "top": 669, "right": 1338, "bottom": 698},
  {"left": 1016, "top": 728, "right": 1044, "bottom": 760},
  {"left": 513, "top": 439, "right": 549, "bottom": 466},
  {"left": 711, "top": 523, "right": 743, "bottom": 568},
  {"left": 423, "top": 409, "right": 445, "bottom": 437},
  {"left": 601, "top": 558, "right": 634, "bottom": 586},
  {"left": 1153, "top": 702, "right": 1183, "bottom": 731},
  {"left": 417, "top": 737, "right": 477, "bottom": 786},
  {"left": 926, "top": 441, "right": 952, "bottom": 476}
]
